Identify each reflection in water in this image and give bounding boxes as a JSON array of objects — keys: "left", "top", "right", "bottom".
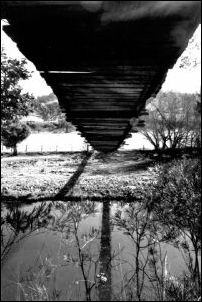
[
  {"left": 1, "top": 201, "right": 102, "bottom": 301},
  {"left": 1, "top": 202, "right": 52, "bottom": 265},
  {"left": 51, "top": 201, "right": 101, "bottom": 301},
  {"left": 98, "top": 201, "right": 111, "bottom": 301},
  {"left": 1, "top": 200, "right": 195, "bottom": 301}
]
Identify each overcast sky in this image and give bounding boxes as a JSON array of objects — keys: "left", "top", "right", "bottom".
[{"left": 1, "top": 22, "right": 201, "bottom": 97}]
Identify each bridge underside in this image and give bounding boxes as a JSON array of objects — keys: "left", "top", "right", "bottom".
[{"left": 1, "top": 1, "right": 200, "bottom": 152}]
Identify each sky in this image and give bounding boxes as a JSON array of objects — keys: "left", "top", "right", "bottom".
[{"left": 1, "top": 21, "right": 201, "bottom": 97}]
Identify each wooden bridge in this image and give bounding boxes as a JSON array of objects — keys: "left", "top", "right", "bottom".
[{"left": 1, "top": 1, "right": 201, "bottom": 152}]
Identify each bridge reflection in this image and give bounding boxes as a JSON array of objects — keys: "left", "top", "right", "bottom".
[
  {"left": 98, "top": 201, "right": 112, "bottom": 301},
  {"left": 1, "top": 200, "right": 113, "bottom": 300}
]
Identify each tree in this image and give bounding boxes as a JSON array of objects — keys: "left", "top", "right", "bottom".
[
  {"left": 31, "top": 93, "right": 76, "bottom": 132},
  {"left": 178, "top": 26, "right": 201, "bottom": 70},
  {"left": 138, "top": 26, "right": 201, "bottom": 152},
  {"left": 32, "top": 93, "right": 64, "bottom": 121},
  {"left": 139, "top": 92, "right": 200, "bottom": 151},
  {"left": 1, "top": 122, "right": 30, "bottom": 156},
  {"left": 1, "top": 50, "right": 35, "bottom": 128},
  {"left": 113, "top": 195, "right": 171, "bottom": 301},
  {"left": 151, "top": 158, "right": 201, "bottom": 289},
  {"left": 192, "top": 92, "right": 201, "bottom": 148},
  {"left": 1, "top": 50, "right": 35, "bottom": 154}
]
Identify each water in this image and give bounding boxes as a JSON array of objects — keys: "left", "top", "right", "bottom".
[{"left": 1, "top": 201, "right": 192, "bottom": 301}]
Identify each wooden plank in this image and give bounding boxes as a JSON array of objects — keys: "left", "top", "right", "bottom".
[
  {"left": 72, "top": 118, "right": 129, "bottom": 122},
  {"left": 60, "top": 98, "right": 142, "bottom": 104},
  {"left": 84, "top": 132, "right": 125, "bottom": 137},
  {"left": 64, "top": 107, "right": 137, "bottom": 112},
  {"left": 66, "top": 111, "right": 136, "bottom": 118},
  {"left": 89, "top": 141, "right": 120, "bottom": 146},
  {"left": 57, "top": 83, "right": 151, "bottom": 88},
  {"left": 81, "top": 126, "right": 127, "bottom": 130},
  {"left": 2, "top": 1, "right": 200, "bottom": 152},
  {"left": 63, "top": 101, "right": 141, "bottom": 106}
]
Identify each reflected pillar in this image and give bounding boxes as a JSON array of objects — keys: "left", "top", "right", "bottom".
[{"left": 98, "top": 201, "right": 111, "bottom": 301}]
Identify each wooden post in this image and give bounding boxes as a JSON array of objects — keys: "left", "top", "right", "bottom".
[{"left": 25, "top": 145, "right": 28, "bottom": 153}]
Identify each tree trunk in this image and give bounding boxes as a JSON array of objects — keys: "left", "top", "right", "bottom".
[{"left": 13, "top": 144, "right": 17, "bottom": 156}]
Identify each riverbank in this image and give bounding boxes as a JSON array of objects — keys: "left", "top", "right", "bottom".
[
  {"left": 1, "top": 149, "right": 201, "bottom": 301},
  {"left": 1, "top": 150, "right": 157, "bottom": 203}
]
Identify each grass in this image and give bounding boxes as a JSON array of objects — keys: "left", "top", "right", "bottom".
[
  {"left": 1, "top": 151, "right": 201, "bottom": 301},
  {"left": 1, "top": 150, "right": 157, "bottom": 203},
  {"left": 2, "top": 148, "right": 199, "bottom": 204}
]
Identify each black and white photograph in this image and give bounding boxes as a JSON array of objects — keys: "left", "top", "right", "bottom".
[{"left": 1, "top": 1, "right": 201, "bottom": 301}]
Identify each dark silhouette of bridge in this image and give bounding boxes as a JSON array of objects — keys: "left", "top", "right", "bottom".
[
  {"left": 1, "top": 1, "right": 200, "bottom": 152},
  {"left": 54, "top": 151, "right": 92, "bottom": 199}
]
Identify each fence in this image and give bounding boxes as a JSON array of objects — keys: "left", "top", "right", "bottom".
[
  {"left": 1, "top": 143, "right": 91, "bottom": 154},
  {"left": 1, "top": 132, "right": 152, "bottom": 154},
  {"left": 1, "top": 143, "right": 148, "bottom": 154}
]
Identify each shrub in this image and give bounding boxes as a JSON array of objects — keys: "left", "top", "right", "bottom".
[
  {"left": 26, "top": 120, "right": 76, "bottom": 133},
  {"left": 1, "top": 122, "right": 30, "bottom": 155},
  {"left": 152, "top": 157, "right": 201, "bottom": 289}
]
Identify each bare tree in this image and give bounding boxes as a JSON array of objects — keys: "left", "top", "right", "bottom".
[{"left": 139, "top": 91, "right": 201, "bottom": 151}]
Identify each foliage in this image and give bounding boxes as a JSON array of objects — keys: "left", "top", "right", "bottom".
[
  {"left": 26, "top": 120, "right": 75, "bottom": 133},
  {"left": 1, "top": 50, "right": 35, "bottom": 126},
  {"left": 152, "top": 157, "right": 201, "bottom": 243},
  {"left": 113, "top": 201, "right": 166, "bottom": 301},
  {"left": 165, "top": 273, "right": 201, "bottom": 301},
  {"left": 1, "top": 122, "right": 30, "bottom": 155},
  {"left": 178, "top": 27, "right": 201, "bottom": 70},
  {"left": 1, "top": 202, "right": 52, "bottom": 263},
  {"left": 1, "top": 150, "right": 201, "bottom": 300},
  {"left": 1, "top": 50, "right": 34, "bottom": 155},
  {"left": 112, "top": 156, "right": 201, "bottom": 300},
  {"left": 32, "top": 93, "right": 65, "bottom": 121},
  {"left": 31, "top": 93, "right": 76, "bottom": 132},
  {"left": 1, "top": 201, "right": 100, "bottom": 301},
  {"left": 139, "top": 91, "right": 201, "bottom": 151},
  {"left": 151, "top": 157, "right": 201, "bottom": 288}
]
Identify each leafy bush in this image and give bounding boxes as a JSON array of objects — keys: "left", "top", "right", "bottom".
[
  {"left": 152, "top": 157, "right": 201, "bottom": 241},
  {"left": 151, "top": 157, "right": 201, "bottom": 290},
  {"left": 112, "top": 157, "right": 201, "bottom": 301},
  {"left": 165, "top": 274, "right": 201, "bottom": 301},
  {"left": 1, "top": 122, "right": 30, "bottom": 155}
]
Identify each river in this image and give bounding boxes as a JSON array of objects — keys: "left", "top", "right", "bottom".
[{"left": 1, "top": 200, "right": 190, "bottom": 301}]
